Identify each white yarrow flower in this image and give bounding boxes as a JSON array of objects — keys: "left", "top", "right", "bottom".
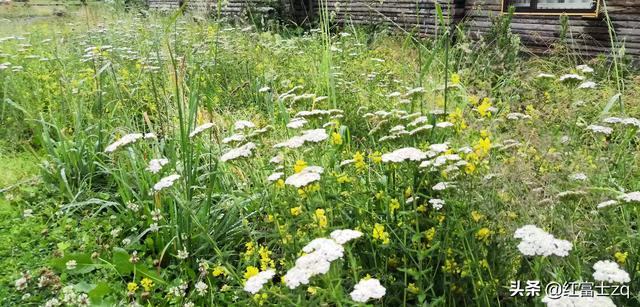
[
  {"left": 597, "top": 200, "right": 618, "bottom": 209},
  {"left": 153, "top": 174, "right": 181, "bottom": 192},
  {"left": 592, "top": 260, "right": 630, "bottom": 283},
  {"left": 105, "top": 133, "right": 143, "bottom": 153},
  {"left": 559, "top": 74, "right": 584, "bottom": 81},
  {"left": 429, "top": 198, "right": 445, "bottom": 210},
  {"left": 267, "top": 172, "right": 284, "bottom": 182},
  {"left": 578, "top": 81, "right": 597, "bottom": 89},
  {"left": 222, "top": 134, "right": 246, "bottom": 144},
  {"left": 513, "top": 225, "right": 572, "bottom": 257},
  {"left": 146, "top": 158, "right": 169, "bottom": 174},
  {"left": 287, "top": 118, "right": 307, "bottom": 129},
  {"left": 381, "top": 147, "right": 427, "bottom": 163},
  {"left": 585, "top": 125, "right": 613, "bottom": 135},
  {"left": 330, "top": 229, "right": 363, "bottom": 244},
  {"left": 220, "top": 142, "right": 257, "bottom": 162},
  {"left": 189, "top": 123, "right": 215, "bottom": 138},
  {"left": 576, "top": 64, "right": 594, "bottom": 73},
  {"left": 568, "top": 173, "right": 587, "bottom": 181},
  {"left": 301, "top": 129, "right": 329, "bottom": 143},
  {"left": 244, "top": 269, "right": 275, "bottom": 294},
  {"left": 66, "top": 260, "right": 77, "bottom": 270},
  {"left": 350, "top": 278, "right": 386, "bottom": 303},
  {"left": 285, "top": 167, "right": 323, "bottom": 188},
  {"left": 618, "top": 191, "right": 640, "bottom": 202},
  {"left": 234, "top": 120, "right": 256, "bottom": 130}
]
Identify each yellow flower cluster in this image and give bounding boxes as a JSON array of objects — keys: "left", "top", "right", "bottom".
[
  {"left": 372, "top": 223, "right": 390, "bottom": 245},
  {"left": 315, "top": 208, "right": 328, "bottom": 228}
]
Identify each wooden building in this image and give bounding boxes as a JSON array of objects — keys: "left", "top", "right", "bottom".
[{"left": 148, "top": 0, "right": 640, "bottom": 57}]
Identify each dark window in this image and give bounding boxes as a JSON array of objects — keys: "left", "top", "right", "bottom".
[{"left": 502, "top": 0, "right": 598, "bottom": 16}]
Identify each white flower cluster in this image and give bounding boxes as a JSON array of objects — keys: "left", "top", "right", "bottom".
[
  {"left": 146, "top": 158, "right": 169, "bottom": 174},
  {"left": 542, "top": 294, "right": 615, "bottom": 307},
  {"left": 578, "top": 81, "right": 597, "bottom": 89},
  {"left": 284, "top": 230, "right": 361, "bottom": 289},
  {"left": 330, "top": 229, "right": 363, "bottom": 244},
  {"left": 596, "top": 200, "right": 618, "bottom": 209},
  {"left": 576, "top": 64, "right": 594, "bottom": 73},
  {"left": 286, "top": 118, "right": 307, "bottom": 129},
  {"left": 153, "top": 174, "right": 181, "bottom": 192},
  {"left": 274, "top": 129, "right": 328, "bottom": 148},
  {"left": 592, "top": 260, "right": 630, "bottom": 283},
  {"left": 234, "top": 120, "right": 256, "bottom": 130},
  {"left": 104, "top": 133, "right": 149, "bottom": 153},
  {"left": 267, "top": 172, "right": 284, "bottom": 182},
  {"left": 617, "top": 191, "right": 640, "bottom": 202},
  {"left": 568, "top": 173, "right": 587, "bottom": 181},
  {"left": 585, "top": 125, "right": 613, "bottom": 135},
  {"left": 432, "top": 182, "right": 454, "bottom": 191},
  {"left": 559, "top": 74, "right": 584, "bottom": 82},
  {"left": 189, "top": 123, "right": 215, "bottom": 138},
  {"left": 429, "top": 198, "right": 445, "bottom": 210},
  {"left": 602, "top": 116, "right": 640, "bottom": 128},
  {"left": 284, "top": 166, "right": 323, "bottom": 188},
  {"left": 222, "top": 133, "right": 245, "bottom": 144},
  {"left": 381, "top": 147, "right": 426, "bottom": 163},
  {"left": 513, "top": 225, "right": 572, "bottom": 257},
  {"left": 243, "top": 269, "right": 276, "bottom": 294},
  {"left": 350, "top": 278, "right": 386, "bottom": 303},
  {"left": 220, "top": 142, "right": 257, "bottom": 162}
]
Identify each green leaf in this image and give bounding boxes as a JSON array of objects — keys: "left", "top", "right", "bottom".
[
  {"left": 112, "top": 247, "right": 134, "bottom": 275},
  {"left": 602, "top": 92, "right": 622, "bottom": 115},
  {"left": 88, "top": 282, "right": 112, "bottom": 301},
  {"left": 74, "top": 281, "right": 96, "bottom": 293}
]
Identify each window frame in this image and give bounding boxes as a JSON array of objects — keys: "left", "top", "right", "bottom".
[{"left": 501, "top": 0, "right": 599, "bottom": 17}]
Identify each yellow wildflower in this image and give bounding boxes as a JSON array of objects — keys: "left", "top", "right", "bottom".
[
  {"left": 389, "top": 198, "right": 400, "bottom": 215},
  {"left": 315, "top": 208, "right": 328, "bottom": 228},
  {"left": 424, "top": 227, "right": 436, "bottom": 242},
  {"left": 127, "top": 282, "right": 138, "bottom": 293},
  {"left": 404, "top": 186, "right": 412, "bottom": 198},
  {"left": 369, "top": 151, "right": 382, "bottom": 164},
  {"left": 290, "top": 206, "right": 302, "bottom": 216},
  {"left": 212, "top": 266, "right": 226, "bottom": 277},
  {"left": 331, "top": 132, "right": 343, "bottom": 145},
  {"left": 244, "top": 242, "right": 255, "bottom": 260},
  {"left": 475, "top": 228, "right": 492, "bottom": 244},
  {"left": 337, "top": 174, "right": 352, "bottom": 184},
  {"left": 275, "top": 179, "right": 285, "bottom": 188},
  {"left": 450, "top": 73, "right": 461, "bottom": 85},
  {"left": 140, "top": 278, "right": 154, "bottom": 292},
  {"left": 259, "top": 246, "right": 275, "bottom": 271},
  {"left": 477, "top": 98, "right": 492, "bottom": 118},
  {"left": 307, "top": 286, "right": 318, "bottom": 295},
  {"left": 615, "top": 251, "right": 628, "bottom": 265},
  {"left": 407, "top": 283, "right": 420, "bottom": 295},
  {"left": 244, "top": 266, "right": 259, "bottom": 280},
  {"left": 294, "top": 160, "right": 307, "bottom": 173},
  {"left": 474, "top": 137, "right": 491, "bottom": 157},
  {"left": 372, "top": 223, "right": 390, "bottom": 245},
  {"left": 471, "top": 211, "right": 485, "bottom": 222},
  {"left": 354, "top": 151, "right": 366, "bottom": 171}
]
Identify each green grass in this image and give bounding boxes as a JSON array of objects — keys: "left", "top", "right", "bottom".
[{"left": 0, "top": 3, "right": 639, "bottom": 307}]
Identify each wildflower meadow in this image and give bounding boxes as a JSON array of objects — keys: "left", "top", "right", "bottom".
[{"left": 1, "top": 2, "right": 639, "bottom": 307}]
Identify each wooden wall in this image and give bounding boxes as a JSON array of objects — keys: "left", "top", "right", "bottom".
[
  {"left": 147, "top": 0, "right": 640, "bottom": 57},
  {"left": 463, "top": 0, "right": 640, "bottom": 57},
  {"left": 311, "top": 0, "right": 465, "bottom": 35}
]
